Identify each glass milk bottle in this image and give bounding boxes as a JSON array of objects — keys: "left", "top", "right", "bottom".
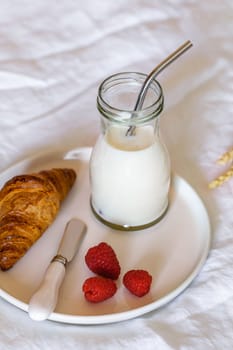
[{"left": 90, "top": 72, "right": 171, "bottom": 230}]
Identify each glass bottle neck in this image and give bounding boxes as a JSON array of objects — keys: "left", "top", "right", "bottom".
[{"left": 97, "top": 72, "right": 164, "bottom": 129}]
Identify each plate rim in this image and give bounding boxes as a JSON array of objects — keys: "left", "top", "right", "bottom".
[{"left": 0, "top": 147, "right": 211, "bottom": 325}]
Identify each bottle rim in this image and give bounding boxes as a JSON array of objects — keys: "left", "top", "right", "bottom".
[{"left": 97, "top": 72, "right": 164, "bottom": 124}]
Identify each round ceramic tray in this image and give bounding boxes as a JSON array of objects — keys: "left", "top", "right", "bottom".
[{"left": 0, "top": 147, "right": 211, "bottom": 324}]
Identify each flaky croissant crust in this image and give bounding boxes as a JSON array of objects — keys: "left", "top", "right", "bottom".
[{"left": 0, "top": 168, "right": 76, "bottom": 270}]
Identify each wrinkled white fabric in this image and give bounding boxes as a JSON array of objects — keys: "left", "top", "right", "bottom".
[{"left": 0, "top": 0, "right": 232, "bottom": 349}]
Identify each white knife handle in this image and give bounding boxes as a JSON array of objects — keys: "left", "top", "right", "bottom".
[{"left": 28, "top": 261, "right": 65, "bottom": 321}]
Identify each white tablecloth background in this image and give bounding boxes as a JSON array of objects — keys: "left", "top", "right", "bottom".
[{"left": 0, "top": 1, "right": 232, "bottom": 349}]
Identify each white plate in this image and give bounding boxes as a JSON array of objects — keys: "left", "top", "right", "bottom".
[{"left": 0, "top": 147, "right": 211, "bottom": 325}]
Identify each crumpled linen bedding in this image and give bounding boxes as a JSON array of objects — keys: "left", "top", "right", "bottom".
[{"left": 0, "top": 1, "right": 232, "bottom": 349}]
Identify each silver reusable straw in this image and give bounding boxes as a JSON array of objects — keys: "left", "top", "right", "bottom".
[{"left": 126, "top": 40, "right": 193, "bottom": 136}]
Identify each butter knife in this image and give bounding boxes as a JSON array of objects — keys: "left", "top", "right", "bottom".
[{"left": 28, "top": 218, "right": 86, "bottom": 321}]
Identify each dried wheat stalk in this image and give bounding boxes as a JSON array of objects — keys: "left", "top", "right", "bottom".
[
  {"left": 209, "top": 148, "right": 233, "bottom": 188},
  {"left": 209, "top": 165, "right": 233, "bottom": 189},
  {"left": 217, "top": 149, "right": 233, "bottom": 165}
]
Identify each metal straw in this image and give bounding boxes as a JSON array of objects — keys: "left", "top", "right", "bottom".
[{"left": 126, "top": 40, "right": 193, "bottom": 136}]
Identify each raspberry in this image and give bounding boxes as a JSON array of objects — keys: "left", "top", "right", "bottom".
[
  {"left": 85, "top": 242, "right": 121, "bottom": 280},
  {"left": 82, "top": 276, "right": 117, "bottom": 303},
  {"left": 123, "top": 269, "right": 152, "bottom": 297}
]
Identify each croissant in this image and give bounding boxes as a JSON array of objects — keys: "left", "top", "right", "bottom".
[{"left": 0, "top": 168, "right": 76, "bottom": 271}]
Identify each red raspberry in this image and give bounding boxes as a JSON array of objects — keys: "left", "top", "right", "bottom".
[
  {"left": 82, "top": 276, "right": 117, "bottom": 303},
  {"left": 123, "top": 269, "right": 152, "bottom": 297},
  {"left": 85, "top": 242, "right": 121, "bottom": 280}
]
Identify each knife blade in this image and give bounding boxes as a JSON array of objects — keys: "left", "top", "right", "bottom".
[{"left": 28, "top": 218, "right": 86, "bottom": 321}]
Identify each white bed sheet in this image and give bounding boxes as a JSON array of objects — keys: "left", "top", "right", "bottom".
[{"left": 0, "top": 1, "right": 232, "bottom": 349}]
